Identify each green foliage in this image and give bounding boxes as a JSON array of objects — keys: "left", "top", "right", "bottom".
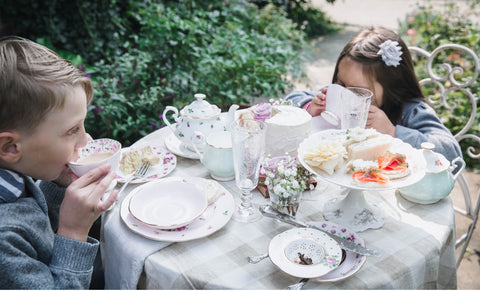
[
  {"left": 1, "top": 0, "right": 335, "bottom": 145},
  {"left": 1, "top": 0, "right": 133, "bottom": 65},
  {"left": 86, "top": 0, "right": 308, "bottom": 145},
  {"left": 398, "top": 1, "right": 480, "bottom": 169},
  {"left": 250, "top": 0, "right": 340, "bottom": 38}
]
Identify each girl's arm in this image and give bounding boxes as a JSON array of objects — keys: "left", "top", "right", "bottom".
[{"left": 396, "top": 101, "right": 462, "bottom": 162}]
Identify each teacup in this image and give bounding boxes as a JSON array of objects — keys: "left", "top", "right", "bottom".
[
  {"left": 68, "top": 138, "right": 122, "bottom": 177},
  {"left": 320, "top": 84, "right": 345, "bottom": 126},
  {"left": 192, "top": 131, "right": 235, "bottom": 181}
]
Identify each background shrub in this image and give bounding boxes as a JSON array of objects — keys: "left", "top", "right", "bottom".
[{"left": 2, "top": 0, "right": 341, "bottom": 145}]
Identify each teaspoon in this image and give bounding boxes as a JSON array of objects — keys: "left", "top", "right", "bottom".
[{"left": 247, "top": 252, "right": 269, "bottom": 264}]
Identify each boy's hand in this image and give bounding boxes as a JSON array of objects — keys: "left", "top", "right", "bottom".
[
  {"left": 53, "top": 168, "right": 77, "bottom": 187},
  {"left": 366, "top": 105, "right": 396, "bottom": 137},
  {"left": 304, "top": 88, "right": 327, "bottom": 117},
  {"left": 57, "top": 164, "right": 118, "bottom": 242}
]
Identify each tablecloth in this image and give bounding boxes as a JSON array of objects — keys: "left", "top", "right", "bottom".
[{"left": 102, "top": 127, "right": 457, "bottom": 289}]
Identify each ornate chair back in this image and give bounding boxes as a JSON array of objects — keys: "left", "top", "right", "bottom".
[{"left": 409, "top": 44, "right": 480, "bottom": 268}]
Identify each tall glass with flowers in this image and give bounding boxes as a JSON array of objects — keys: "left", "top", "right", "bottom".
[{"left": 260, "top": 155, "right": 315, "bottom": 216}]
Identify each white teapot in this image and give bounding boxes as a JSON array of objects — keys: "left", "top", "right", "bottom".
[
  {"left": 162, "top": 93, "right": 238, "bottom": 151},
  {"left": 399, "top": 142, "right": 465, "bottom": 204}
]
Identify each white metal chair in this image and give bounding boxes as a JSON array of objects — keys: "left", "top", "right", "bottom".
[{"left": 409, "top": 44, "right": 480, "bottom": 268}]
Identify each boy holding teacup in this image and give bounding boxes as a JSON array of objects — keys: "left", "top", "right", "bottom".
[{"left": 0, "top": 37, "right": 117, "bottom": 288}]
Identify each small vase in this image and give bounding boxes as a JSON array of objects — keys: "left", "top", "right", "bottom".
[{"left": 269, "top": 190, "right": 303, "bottom": 217}]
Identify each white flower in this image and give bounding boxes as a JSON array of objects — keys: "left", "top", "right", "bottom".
[
  {"left": 261, "top": 155, "right": 315, "bottom": 200},
  {"left": 377, "top": 40, "right": 403, "bottom": 67}
]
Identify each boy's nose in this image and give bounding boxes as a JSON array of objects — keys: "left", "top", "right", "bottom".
[{"left": 77, "top": 131, "right": 90, "bottom": 149}]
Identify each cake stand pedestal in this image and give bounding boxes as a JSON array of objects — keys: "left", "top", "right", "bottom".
[{"left": 323, "top": 188, "right": 384, "bottom": 232}]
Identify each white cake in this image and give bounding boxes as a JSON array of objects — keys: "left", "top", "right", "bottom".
[{"left": 264, "top": 105, "right": 312, "bottom": 157}]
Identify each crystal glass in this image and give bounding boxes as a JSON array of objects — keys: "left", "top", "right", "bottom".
[
  {"left": 340, "top": 87, "right": 373, "bottom": 129},
  {"left": 230, "top": 119, "right": 266, "bottom": 223}
]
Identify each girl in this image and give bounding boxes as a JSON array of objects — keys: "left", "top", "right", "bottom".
[{"left": 286, "top": 26, "right": 462, "bottom": 162}]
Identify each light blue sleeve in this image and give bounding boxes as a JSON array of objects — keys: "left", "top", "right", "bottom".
[
  {"left": 284, "top": 90, "right": 317, "bottom": 107},
  {"left": 396, "top": 101, "right": 462, "bottom": 162}
]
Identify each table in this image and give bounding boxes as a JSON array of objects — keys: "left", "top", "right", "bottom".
[{"left": 101, "top": 126, "right": 457, "bottom": 289}]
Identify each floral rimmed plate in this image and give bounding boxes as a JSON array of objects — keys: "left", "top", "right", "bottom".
[
  {"left": 309, "top": 221, "right": 367, "bottom": 282},
  {"left": 116, "top": 145, "right": 177, "bottom": 183},
  {"left": 120, "top": 177, "right": 234, "bottom": 242},
  {"left": 268, "top": 228, "right": 342, "bottom": 278},
  {"left": 128, "top": 180, "right": 208, "bottom": 229}
]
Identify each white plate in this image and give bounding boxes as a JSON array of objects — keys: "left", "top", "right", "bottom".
[
  {"left": 121, "top": 177, "right": 235, "bottom": 242},
  {"left": 164, "top": 133, "right": 200, "bottom": 159},
  {"left": 116, "top": 145, "right": 177, "bottom": 183},
  {"left": 128, "top": 179, "right": 208, "bottom": 229},
  {"left": 298, "top": 129, "right": 426, "bottom": 190},
  {"left": 268, "top": 228, "right": 342, "bottom": 278},
  {"left": 309, "top": 221, "right": 367, "bottom": 282}
]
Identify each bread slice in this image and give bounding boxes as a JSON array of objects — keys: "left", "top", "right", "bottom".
[
  {"left": 347, "top": 135, "right": 393, "bottom": 161},
  {"left": 382, "top": 167, "right": 410, "bottom": 180}
]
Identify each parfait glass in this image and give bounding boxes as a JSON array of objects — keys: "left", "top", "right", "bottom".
[{"left": 230, "top": 119, "right": 266, "bottom": 223}]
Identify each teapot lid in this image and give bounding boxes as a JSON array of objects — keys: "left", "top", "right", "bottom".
[
  {"left": 181, "top": 93, "right": 221, "bottom": 119},
  {"left": 421, "top": 142, "right": 450, "bottom": 173}
]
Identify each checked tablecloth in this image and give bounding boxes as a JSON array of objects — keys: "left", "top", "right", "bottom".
[{"left": 102, "top": 127, "right": 456, "bottom": 290}]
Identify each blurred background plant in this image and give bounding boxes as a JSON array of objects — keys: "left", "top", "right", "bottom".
[
  {"left": 398, "top": 0, "right": 480, "bottom": 169},
  {"left": 1, "top": 0, "right": 337, "bottom": 145}
]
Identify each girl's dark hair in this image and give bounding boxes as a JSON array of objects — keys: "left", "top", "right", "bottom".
[{"left": 332, "top": 26, "right": 424, "bottom": 124}]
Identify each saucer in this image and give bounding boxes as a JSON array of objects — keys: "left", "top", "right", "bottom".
[
  {"left": 164, "top": 133, "right": 200, "bottom": 159},
  {"left": 309, "top": 221, "right": 367, "bottom": 282},
  {"left": 268, "top": 228, "right": 342, "bottom": 278}
]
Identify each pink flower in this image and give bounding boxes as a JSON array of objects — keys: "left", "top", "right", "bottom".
[
  {"left": 407, "top": 29, "right": 416, "bottom": 36},
  {"left": 325, "top": 257, "right": 338, "bottom": 266}
]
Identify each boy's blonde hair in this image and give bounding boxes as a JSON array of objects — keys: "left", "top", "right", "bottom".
[{"left": 0, "top": 37, "right": 93, "bottom": 132}]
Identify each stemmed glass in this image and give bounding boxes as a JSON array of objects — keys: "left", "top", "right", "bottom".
[{"left": 230, "top": 119, "right": 266, "bottom": 223}]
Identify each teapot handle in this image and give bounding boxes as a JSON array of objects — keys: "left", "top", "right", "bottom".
[
  {"left": 191, "top": 131, "right": 206, "bottom": 160},
  {"left": 162, "top": 106, "right": 180, "bottom": 134},
  {"left": 450, "top": 157, "right": 466, "bottom": 180}
]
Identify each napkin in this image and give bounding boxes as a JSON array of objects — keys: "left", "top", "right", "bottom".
[{"left": 103, "top": 207, "right": 171, "bottom": 289}]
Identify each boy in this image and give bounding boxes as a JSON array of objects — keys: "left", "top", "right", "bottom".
[{"left": 0, "top": 37, "right": 117, "bottom": 288}]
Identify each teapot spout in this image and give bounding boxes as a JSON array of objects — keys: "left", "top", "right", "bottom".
[{"left": 227, "top": 104, "right": 239, "bottom": 127}]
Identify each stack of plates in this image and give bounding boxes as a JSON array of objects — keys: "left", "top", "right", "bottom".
[
  {"left": 121, "top": 177, "right": 235, "bottom": 242},
  {"left": 128, "top": 180, "right": 208, "bottom": 229}
]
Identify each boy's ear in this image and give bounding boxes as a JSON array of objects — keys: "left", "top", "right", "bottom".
[{"left": 0, "top": 132, "right": 22, "bottom": 164}]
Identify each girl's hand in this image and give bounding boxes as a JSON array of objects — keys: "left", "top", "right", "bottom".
[
  {"left": 304, "top": 88, "right": 327, "bottom": 117},
  {"left": 366, "top": 105, "right": 396, "bottom": 137},
  {"left": 57, "top": 164, "right": 118, "bottom": 242}
]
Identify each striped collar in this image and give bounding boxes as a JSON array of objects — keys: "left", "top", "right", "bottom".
[{"left": 0, "top": 169, "right": 25, "bottom": 202}]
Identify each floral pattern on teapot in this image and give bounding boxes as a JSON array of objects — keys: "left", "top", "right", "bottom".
[{"left": 162, "top": 93, "right": 238, "bottom": 152}]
